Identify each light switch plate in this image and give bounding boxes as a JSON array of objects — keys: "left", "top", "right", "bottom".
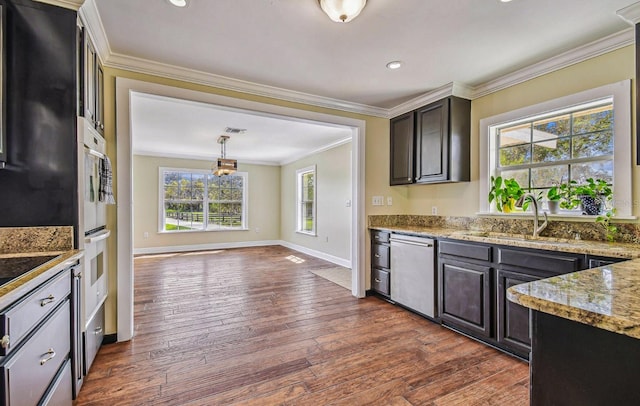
[{"left": 372, "top": 196, "right": 384, "bottom": 206}]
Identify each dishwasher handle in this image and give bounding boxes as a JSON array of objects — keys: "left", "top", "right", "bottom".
[{"left": 390, "top": 237, "right": 433, "bottom": 248}]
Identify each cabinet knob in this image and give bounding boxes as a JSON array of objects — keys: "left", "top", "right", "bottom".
[
  {"left": 0, "top": 335, "right": 9, "bottom": 349},
  {"left": 40, "top": 294, "right": 55, "bottom": 307},
  {"left": 408, "top": 178, "right": 411, "bottom": 181},
  {"left": 94, "top": 326, "right": 103, "bottom": 335},
  {"left": 374, "top": 254, "right": 380, "bottom": 258},
  {"left": 100, "top": 123, "right": 105, "bottom": 130},
  {"left": 40, "top": 348, "right": 57, "bottom": 365},
  {"left": 374, "top": 278, "right": 381, "bottom": 283},
  {"left": 374, "top": 235, "right": 380, "bottom": 240}
]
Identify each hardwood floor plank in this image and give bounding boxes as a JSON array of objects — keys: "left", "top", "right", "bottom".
[{"left": 75, "top": 246, "right": 528, "bottom": 405}]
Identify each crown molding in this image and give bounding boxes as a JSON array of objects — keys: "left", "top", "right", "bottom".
[
  {"left": 34, "top": 0, "right": 84, "bottom": 10},
  {"left": 471, "top": 28, "right": 634, "bottom": 99},
  {"left": 279, "top": 137, "right": 352, "bottom": 166},
  {"left": 105, "top": 52, "right": 389, "bottom": 118},
  {"left": 78, "top": 0, "right": 111, "bottom": 64},
  {"left": 617, "top": 2, "right": 640, "bottom": 25},
  {"left": 134, "top": 150, "right": 281, "bottom": 166},
  {"left": 79, "top": 0, "right": 633, "bottom": 119},
  {"left": 387, "top": 82, "right": 474, "bottom": 118}
]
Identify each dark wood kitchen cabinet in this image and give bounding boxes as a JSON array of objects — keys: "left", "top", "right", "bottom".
[
  {"left": 370, "top": 230, "right": 391, "bottom": 297},
  {"left": 389, "top": 112, "right": 414, "bottom": 185},
  {"left": 389, "top": 96, "right": 470, "bottom": 186},
  {"left": 439, "top": 241, "right": 493, "bottom": 338}
]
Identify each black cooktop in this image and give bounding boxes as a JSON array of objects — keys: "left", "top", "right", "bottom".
[{"left": 0, "top": 255, "right": 58, "bottom": 287}]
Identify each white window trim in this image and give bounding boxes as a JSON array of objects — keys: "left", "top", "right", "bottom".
[
  {"left": 296, "top": 165, "right": 317, "bottom": 236},
  {"left": 157, "top": 167, "right": 249, "bottom": 232},
  {"left": 479, "top": 80, "right": 633, "bottom": 218}
]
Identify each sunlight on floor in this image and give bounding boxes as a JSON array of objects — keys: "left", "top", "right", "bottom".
[{"left": 286, "top": 255, "right": 306, "bottom": 264}]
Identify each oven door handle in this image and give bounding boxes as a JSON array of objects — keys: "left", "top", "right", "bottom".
[
  {"left": 85, "top": 146, "right": 105, "bottom": 159},
  {"left": 85, "top": 229, "right": 111, "bottom": 244}
]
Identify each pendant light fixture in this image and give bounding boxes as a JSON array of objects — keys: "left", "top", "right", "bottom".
[
  {"left": 212, "top": 135, "right": 237, "bottom": 176},
  {"left": 318, "top": 0, "right": 367, "bottom": 23}
]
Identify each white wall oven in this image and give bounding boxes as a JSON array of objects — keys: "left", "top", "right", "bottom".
[{"left": 75, "top": 117, "right": 110, "bottom": 396}]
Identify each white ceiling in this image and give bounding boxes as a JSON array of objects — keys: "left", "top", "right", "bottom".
[
  {"left": 87, "top": 0, "right": 635, "bottom": 162},
  {"left": 130, "top": 92, "right": 352, "bottom": 164}
]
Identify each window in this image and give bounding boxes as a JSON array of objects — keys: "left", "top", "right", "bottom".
[
  {"left": 495, "top": 101, "right": 613, "bottom": 196},
  {"left": 479, "top": 80, "right": 632, "bottom": 217},
  {"left": 296, "top": 165, "right": 316, "bottom": 235},
  {"left": 160, "top": 168, "right": 247, "bottom": 232}
]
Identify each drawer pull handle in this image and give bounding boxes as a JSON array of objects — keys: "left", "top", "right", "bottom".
[
  {"left": 374, "top": 254, "right": 380, "bottom": 258},
  {"left": 40, "top": 348, "right": 56, "bottom": 365},
  {"left": 374, "top": 278, "right": 381, "bottom": 283},
  {"left": 0, "top": 335, "right": 9, "bottom": 349},
  {"left": 40, "top": 294, "right": 55, "bottom": 307},
  {"left": 94, "top": 326, "right": 103, "bottom": 335},
  {"left": 374, "top": 235, "right": 380, "bottom": 239}
]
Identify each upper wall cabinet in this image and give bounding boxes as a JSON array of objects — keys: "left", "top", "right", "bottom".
[
  {"left": 389, "top": 96, "right": 471, "bottom": 185},
  {"left": 78, "top": 23, "right": 104, "bottom": 135}
]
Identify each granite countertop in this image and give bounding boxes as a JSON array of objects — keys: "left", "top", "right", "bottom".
[
  {"left": 508, "top": 259, "right": 640, "bottom": 339},
  {"left": 370, "top": 225, "right": 640, "bottom": 259}
]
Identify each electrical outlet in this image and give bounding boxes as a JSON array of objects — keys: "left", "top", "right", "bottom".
[
  {"left": 255, "top": 227, "right": 260, "bottom": 233},
  {"left": 431, "top": 206, "right": 438, "bottom": 215},
  {"left": 143, "top": 232, "right": 149, "bottom": 239},
  {"left": 345, "top": 199, "right": 352, "bottom": 207},
  {"left": 372, "top": 196, "right": 384, "bottom": 206},
  {"left": 387, "top": 196, "right": 393, "bottom": 206}
]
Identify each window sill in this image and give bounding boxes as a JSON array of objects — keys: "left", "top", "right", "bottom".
[
  {"left": 476, "top": 212, "right": 636, "bottom": 222},
  {"left": 296, "top": 231, "right": 317, "bottom": 237},
  {"left": 158, "top": 228, "right": 250, "bottom": 234}
]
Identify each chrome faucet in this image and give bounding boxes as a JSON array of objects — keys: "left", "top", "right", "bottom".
[{"left": 518, "top": 193, "right": 548, "bottom": 238}]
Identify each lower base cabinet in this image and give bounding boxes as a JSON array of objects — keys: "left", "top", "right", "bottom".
[
  {"left": 496, "top": 269, "right": 538, "bottom": 358},
  {"left": 40, "top": 359, "right": 72, "bottom": 406},
  {"left": 440, "top": 259, "right": 492, "bottom": 338}
]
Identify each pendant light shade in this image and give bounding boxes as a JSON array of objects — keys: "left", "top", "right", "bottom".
[
  {"left": 318, "top": 0, "right": 367, "bottom": 23},
  {"left": 212, "top": 135, "right": 237, "bottom": 176}
]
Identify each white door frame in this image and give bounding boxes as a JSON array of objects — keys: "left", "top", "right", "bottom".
[{"left": 115, "top": 77, "right": 366, "bottom": 341}]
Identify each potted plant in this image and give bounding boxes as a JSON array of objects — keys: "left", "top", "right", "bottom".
[
  {"left": 488, "top": 176, "right": 525, "bottom": 212},
  {"left": 546, "top": 186, "right": 562, "bottom": 214},
  {"left": 547, "top": 181, "right": 581, "bottom": 213},
  {"left": 574, "top": 178, "right": 612, "bottom": 215}
]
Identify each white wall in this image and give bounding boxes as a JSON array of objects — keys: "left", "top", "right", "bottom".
[
  {"left": 133, "top": 155, "right": 280, "bottom": 251},
  {"left": 280, "top": 142, "right": 352, "bottom": 264}
]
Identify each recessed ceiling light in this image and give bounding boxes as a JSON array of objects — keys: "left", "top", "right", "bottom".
[
  {"left": 386, "top": 61, "right": 403, "bottom": 70},
  {"left": 169, "top": 0, "right": 187, "bottom": 7}
]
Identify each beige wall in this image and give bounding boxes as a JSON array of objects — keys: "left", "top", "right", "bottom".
[
  {"left": 103, "top": 45, "right": 635, "bottom": 335},
  {"left": 280, "top": 143, "right": 352, "bottom": 262},
  {"left": 405, "top": 46, "right": 636, "bottom": 217},
  {"left": 132, "top": 155, "right": 280, "bottom": 250}
]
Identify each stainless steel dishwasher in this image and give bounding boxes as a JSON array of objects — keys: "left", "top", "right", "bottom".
[{"left": 390, "top": 234, "right": 436, "bottom": 318}]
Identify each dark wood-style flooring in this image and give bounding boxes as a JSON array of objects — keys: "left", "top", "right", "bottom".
[{"left": 74, "top": 246, "right": 529, "bottom": 405}]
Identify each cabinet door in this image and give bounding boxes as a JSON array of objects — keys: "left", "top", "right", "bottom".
[
  {"left": 95, "top": 62, "right": 104, "bottom": 135},
  {"left": 84, "top": 36, "right": 97, "bottom": 124},
  {"left": 416, "top": 98, "right": 449, "bottom": 183},
  {"left": 389, "top": 111, "right": 415, "bottom": 185},
  {"left": 371, "top": 243, "right": 390, "bottom": 269},
  {"left": 371, "top": 268, "right": 390, "bottom": 297},
  {"left": 497, "top": 269, "right": 537, "bottom": 358},
  {"left": 439, "top": 259, "right": 492, "bottom": 337}
]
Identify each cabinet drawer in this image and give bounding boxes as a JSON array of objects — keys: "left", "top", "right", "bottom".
[
  {"left": 372, "top": 244, "right": 390, "bottom": 269},
  {"left": 372, "top": 268, "right": 390, "bottom": 296},
  {"left": 439, "top": 241, "right": 492, "bottom": 262},
  {"left": 40, "top": 358, "right": 72, "bottom": 406},
  {"left": 0, "top": 270, "right": 70, "bottom": 355},
  {"left": 2, "top": 300, "right": 70, "bottom": 406},
  {"left": 84, "top": 304, "right": 104, "bottom": 375},
  {"left": 371, "top": 230, "right": 390, "bottom": 244},
  {"left": 498, "top": 248, "right": 582, "bottom": 275}
]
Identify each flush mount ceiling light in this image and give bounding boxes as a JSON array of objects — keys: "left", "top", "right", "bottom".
[
  {"left": 318, "top": 0, "right": 367, "bottom": 23},
  {"left": 212, "top": 135, "right": 237, "bottom": 176},
  {"left": 386, "top": 61, "right": 403, "bottom": 70},
  {"left": 168, "top": 0, "right": 187, "bottom": 7}
]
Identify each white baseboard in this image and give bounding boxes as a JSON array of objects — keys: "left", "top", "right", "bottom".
[
  {"left": 133, "top": 239, "right": 352, "bottom": 268},
  {"left": 133, "top": 240, "right": 281, "bottom": 255},
  {"left": 278, "top": 241, "right": 351, "bottom": 268}
]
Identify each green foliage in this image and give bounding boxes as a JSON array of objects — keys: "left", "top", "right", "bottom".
[
  {"left": 573, "top": 178, "right": 612, "bottom": 199},
  {"left": 488, "top": 176, "right": 525, "bottom": 212},
  {"left": 596, "top": 208, "right": 618, "bottom": 242}
]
